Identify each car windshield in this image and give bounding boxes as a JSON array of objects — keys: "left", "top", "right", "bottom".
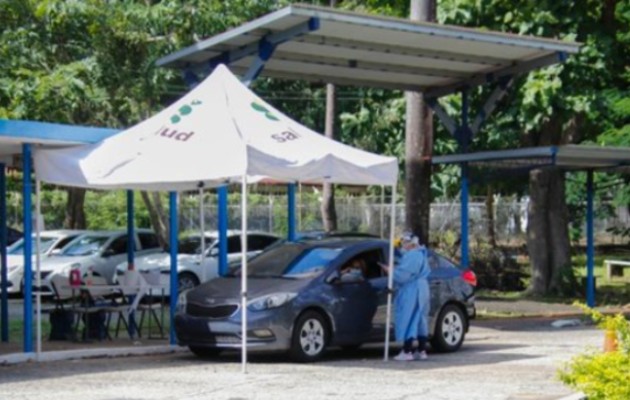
[
  {"left": 232, "top": 243, "right": 342, "bottom": 279},
  {"left": 60, "top": 235, "right": 109, "bottom": 256},
  {"left": 178, "top": 236, "right": 217, "bottom": 255},
  {"left": 7, "top": 236, "right": 59, "bottom": 255}
]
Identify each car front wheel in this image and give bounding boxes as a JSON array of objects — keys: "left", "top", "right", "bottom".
[
  {"left": 431, "top": 304, "right": 466, "bottom": 352},
  {"left": 290, "top": 311, "right": 329, "bottom": 362},
  {"left": 178, "top": 272, "right": 199, "bottom": 293}
]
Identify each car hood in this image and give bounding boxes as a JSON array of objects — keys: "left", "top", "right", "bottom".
[
  {"left": 187, "top": 277, "right": 313, "bottom": 304},
  {"left": 133, "top": 253, "right": 198, "bottom": 271},
  {"left": 40, "top": 256, "right": 89, "bottom": 272}
]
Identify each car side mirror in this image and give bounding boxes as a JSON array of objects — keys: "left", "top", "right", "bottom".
[
  {"left": 102, "top": 248, "right": 116, "bottom": 258},
  {"left": 209, "top": 247, "right": 219, "bottom": 258},
  {"left": 326, "top": 270, "right": 341, "bottom": 284},
  {"left": 50, "top": 249, "right": 62, "bottom": 255}
]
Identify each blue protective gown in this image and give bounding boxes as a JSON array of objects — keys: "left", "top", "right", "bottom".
[{"left": 392, "top": 246, "right": 431, "bottom": 342}]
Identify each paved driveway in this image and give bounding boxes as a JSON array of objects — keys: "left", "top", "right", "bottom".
[{"left": 0, "top": 317, "right": 597, "bottom": 400}]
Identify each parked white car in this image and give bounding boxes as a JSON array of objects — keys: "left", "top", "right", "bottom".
[
  {"left": 116, "top": 230, "right": 280, "bottom": 294},
  {"left": 39, "top": 229, "right": 162, "bottom": 294},
  {"left": 2, "top": 230, "right": 85, "bottom": 295}
]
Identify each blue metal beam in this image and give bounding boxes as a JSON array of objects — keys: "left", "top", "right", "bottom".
[
  {"left": 460, "top": 91, "right": 470, "bottom": 269},
  {"left": 169, "top": 192, "right": 178, "bottom": 345},
  {"left": 218, "top": 186, "right": 228, "bottom": 277},
  {"left": 0, "top": 163, "right": 7, "bottom": 342},
  {"left": 22, "top": 144, "right": 32, "bottom": 353},
  {"left": 471, "top": 77, "right": 514, "bottom": 135},
  {"left": 0, "top": 119, "right": 118, "bottom": 144},
  {"left": 586, "top": 170, "right": 595, "bottom": 307},
  {"left": 287, "top": 183, "right": 297, "bottom": 241}
]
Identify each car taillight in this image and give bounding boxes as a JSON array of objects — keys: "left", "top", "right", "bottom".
[{"left": 462, "top": 269, "right": 477, "bottom": 287}]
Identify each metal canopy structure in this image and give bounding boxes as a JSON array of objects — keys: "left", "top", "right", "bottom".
[
  {"left": 157, "top": 3, "right": 580, "bottom": 97},
  {"left": 433, "top": 145, "right": 630, "bottom": 170},
  {"left": 0, "top": 120, "right": 118, "bottom": 165},
  {"left": 433, "top": 144, "right": 630, "bottom": 308}
]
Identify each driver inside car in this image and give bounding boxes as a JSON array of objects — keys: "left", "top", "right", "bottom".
[{"left": 340, "top": 259, "right": 366, "bottom": 281}]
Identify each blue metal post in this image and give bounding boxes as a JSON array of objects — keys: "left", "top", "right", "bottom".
[
  {"left": 287, "top": 184, "right": 296, "bottom": 241},
  {"left": 460, "top": 91, "right": 470, "bottom": 268},
  {"left": 218, "top": 186, "right": 228, "bottom": 276},
  {"left": 1, "top": 163, "right": 7, "bottom": 342},
  {"left": 169, "top": 191, "right": 178, "bottom": 345},
  {"left": 586, "top": 170, "right": 595, "bottom": 307},
  {"left": 22, "top": 144, "right": 32, "bottom": 352},
  {"left": 126, "top": 191, "right": 135, "bottom": 269}
]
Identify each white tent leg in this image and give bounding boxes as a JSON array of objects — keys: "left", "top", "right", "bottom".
[
  {"left": 199, "top": 187, "right": 205, "bottom": 283},
  {"left": 383, "top": 186, "right": 396, "bottom": 361},
  {"left": 380, "top": 185, "right": 385, "bottom": 238},
  {"left": 241, "top": 176, "right": 248, "bottom": 373},
  {"left": 35, "top": 179, "right": 42, "bottom": 359}
]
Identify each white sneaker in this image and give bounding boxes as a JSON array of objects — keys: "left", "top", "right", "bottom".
[
  {"left": 413, "top": 350, "right": 428, "bottom": 361},
  {"left": 393, "top": 351, "right": 414, "bottom": 361}
]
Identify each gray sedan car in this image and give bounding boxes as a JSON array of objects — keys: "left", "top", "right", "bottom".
[{"left": 175, "top": 237, "right": 476, "bottom": 362}]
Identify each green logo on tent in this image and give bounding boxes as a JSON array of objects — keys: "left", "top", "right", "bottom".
[
  {"left": 171, "top": 99, "right": 202, "bottom": 124},
  {"left": 251, "top": 102, "right": 279, "bottom": 121}
]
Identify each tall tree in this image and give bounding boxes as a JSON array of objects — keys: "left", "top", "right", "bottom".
[
  {"left": 321, "top": 0, "right": 338, "bottom": 233},
  {"left": 405, "top": 0, "right": 435, "bottom": 244}
]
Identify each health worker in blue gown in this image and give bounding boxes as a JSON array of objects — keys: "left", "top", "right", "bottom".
[{"left": 382, "top": 231, "right": 430, "bottom": 361}]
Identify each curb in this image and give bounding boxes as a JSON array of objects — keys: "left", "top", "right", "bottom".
[
  {"left": 0, "top": 344, "right": 188, "bottom": 365},
  {"left": 557, "top": 392, "right": 586, "bottom": 400}
]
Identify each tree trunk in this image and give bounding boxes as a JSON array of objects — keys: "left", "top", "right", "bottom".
[
  {"left": 321, "top": 81, "right": 338, "bottom": 232},
  {"left": 547, "top": 170, "right": 576, "bottom": 295},
  {"left": 321, "top": 0, "right": 338, "bottom": 233},
  {"left": 405, "top": 0, "right": 435, "bottom": 245},
  {"left": 141, "top": 191, "right": 169, "bottom": 250},
  {"left": 64, "top": 188, "right": 86, "bottom": 229},
  {"left": 527, "top": 169, "right": 552, "bottom": 295}
]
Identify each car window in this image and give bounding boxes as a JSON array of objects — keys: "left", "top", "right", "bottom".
[
  {"left": 54, "top": 235, "right": 78, "bottom": 250},
  {"left": 352, "top": 249, "right": 385, "bottom": 279},
  {"left": 248, "top": 235, "right": 278, "bottom": 251},
  {"left": 233, "top": 243, "right": 341, "bottom": 279},
  {"left": 429, "top": 251, "right": 458, "bottom": 270},
  {"left": 61, "top": 236, "right": 109, "bottom": 256},
  {"left": 138, "top": 232, "right": 160, "bottom": 250},
  {"left": 107, "top": 236, "right": 129, "bottom": 256},
  {"left": 7, "top": 236, "right": 58, "bottom": 255},
  {"left": 226, "top": 236, "right": 241, "bottom": 254}
]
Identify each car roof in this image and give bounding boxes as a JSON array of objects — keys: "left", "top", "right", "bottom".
[{"left": 294, "top": 236, "right": 387, "bottom": 249}]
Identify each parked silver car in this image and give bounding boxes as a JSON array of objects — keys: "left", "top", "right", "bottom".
[
  {"left": 38, "top": 229, "right": 162, "bottom": 294},
  {"left": 2, "top": 230, "right": 85, "bottom": 295},
  {"left": 115, "top": 230, "right": 280, "bottom": 294},
  {"left": 175, "top": 236, "right": 477, "bottom": 362}
]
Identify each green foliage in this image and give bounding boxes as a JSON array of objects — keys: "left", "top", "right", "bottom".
[{"left": 559, "top": 304, "right": 630, "bottom": 400}]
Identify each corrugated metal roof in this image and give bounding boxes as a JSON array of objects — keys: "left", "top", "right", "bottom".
[
  {"left": 157, "top": 4, "right": 581, "bottom": 97},
  {"left": 432, "top": 145, "right": 630, "bottom": 171}
]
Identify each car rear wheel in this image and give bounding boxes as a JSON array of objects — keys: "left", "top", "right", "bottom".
[
  {"left": 290, "top": 311, "right": 329, "bottom": 362},
  {"left": 189, "top": 346, "right": 222, "bottom": 358},
  {"left": 431, "top": 304, "right": 466, "bottom": 353},
  {"left": 178, "top": 272, "right": 199, "bottom": 293}
]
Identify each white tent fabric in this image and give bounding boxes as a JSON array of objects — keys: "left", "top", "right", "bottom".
[{"left": 34, "top": 64, "right": 397, "bottom": 190}]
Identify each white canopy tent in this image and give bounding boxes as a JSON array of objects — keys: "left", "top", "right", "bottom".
[{"left": 34, "top": 64, "right": 399, "bottom": 370}]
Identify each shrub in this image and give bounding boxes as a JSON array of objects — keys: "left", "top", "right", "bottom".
[
  {"left": 558, "top": 304, "right": 630, "bottom": 400},
  {"left": 469, "top": 244, "right": 525, "bottom": 291}
]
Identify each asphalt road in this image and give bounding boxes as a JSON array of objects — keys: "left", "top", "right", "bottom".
[{"left": 0, "top": 318, "right": 598, "bottom": 400}]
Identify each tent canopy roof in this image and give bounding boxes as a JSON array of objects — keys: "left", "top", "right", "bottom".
[
  {"left": 432, "top": 145, "right": 630, "bottom": 171},
  {"left": 157, "top": 4, "right": 580, "bottom": 97}
]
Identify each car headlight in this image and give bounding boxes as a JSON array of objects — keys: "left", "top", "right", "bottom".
[
  {"left": 177, "top": 291, "right": 188, "bottom": 314},
  {"left": 248, "top": 293, "right": 297, "bottom": 311}
]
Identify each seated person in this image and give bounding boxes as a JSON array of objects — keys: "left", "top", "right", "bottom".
[{"left": 340, "top": 259, "right": 366, "bottom": 282}]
